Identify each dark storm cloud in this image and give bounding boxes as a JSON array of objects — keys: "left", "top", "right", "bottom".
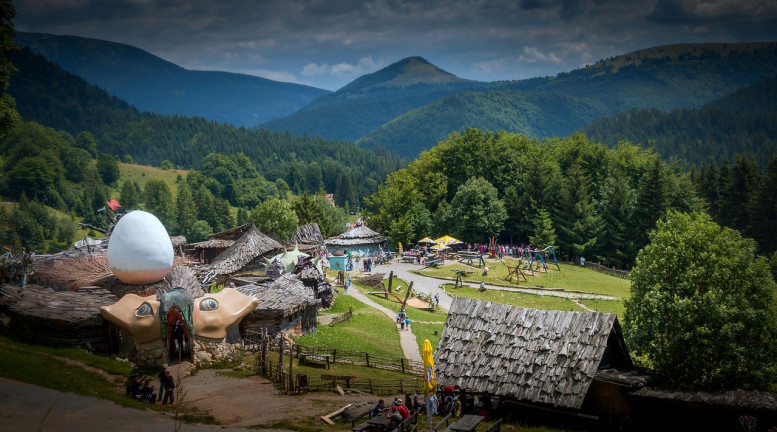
[{"left": 13, "top": 0, "right": 777, "bottom": 90}]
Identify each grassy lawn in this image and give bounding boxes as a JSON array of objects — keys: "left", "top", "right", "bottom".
[
  {"left": 420, "top": 259, "right": 630, "bottom": 299},
  {"left": 293, "top": 294, "right": 403, "bottom": 356},
  {"left": 117, "top": 162, "right": 188, "bottom": 196},
  {"left": 444, "top": 283, "right": 584, "bottom": 311}
]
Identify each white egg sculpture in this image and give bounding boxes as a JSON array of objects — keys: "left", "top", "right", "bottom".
[{"left": 107, "top": 210, "right": 174, "bottom": 284}]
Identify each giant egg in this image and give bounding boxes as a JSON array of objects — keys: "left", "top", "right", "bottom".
[{"left": 107, "top": 210, "right": 174, "bottom": 284}]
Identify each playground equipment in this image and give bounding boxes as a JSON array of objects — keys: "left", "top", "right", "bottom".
[
  {"left": 459, "top": 253, "right": 486, "bottom": 268},
  {"left": 519, "top": 246, "right": 560, "bottom": 273},
  {"left": 451, "top": 269, "right": 473, "bottom": 288}
]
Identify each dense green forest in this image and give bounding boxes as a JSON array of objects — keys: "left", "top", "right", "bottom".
[
  {"left": 585, "top": 74, "right": 777, "bottom": 168},
  {"left": 7, "top": 46, "right": 408, "bottom": 208},
  {"left": 363, "top": 129, "right": 777, "bottom": 270},
  {"left": 263, "top": 43, "right": 777, "bottom": 159},
  {"left": 357, "top": 90, "right": 605, "bottom": 157}
]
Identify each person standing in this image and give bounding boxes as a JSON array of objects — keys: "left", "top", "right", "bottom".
[
  {"left": 160, "top": 370, "right": 175, "bottom": 405},
  {"left": 156, "top": 365, "right": 168, "bottom": 402},
  {"left": 345, "top": 273, "right": 351, "bottom": 293},
  {"left": 405, "top": 317, "right": 410, "bottom": 331}
]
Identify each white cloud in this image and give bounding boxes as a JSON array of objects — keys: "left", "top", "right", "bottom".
[{"left": 518, "top": 46, "right": 562, "bottom": 64}]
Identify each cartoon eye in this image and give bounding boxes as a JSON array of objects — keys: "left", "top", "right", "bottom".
[
  {"left": 136, "top": 302, "right": 153, "bottom": 317},
  {"left": 200, "top": 298, "right": 219, "bottom": 311}
]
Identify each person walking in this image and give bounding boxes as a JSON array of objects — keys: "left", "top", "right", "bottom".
[{"left": 345, "top": 273, "right": 351, "bottom": 293}]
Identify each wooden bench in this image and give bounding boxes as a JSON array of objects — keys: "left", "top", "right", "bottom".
[
  {"left": 299, "top": 353, "right": 332, "bottom": 369},
  {"left": 400, "top": 255, "right": 417, "bottom": 263}
]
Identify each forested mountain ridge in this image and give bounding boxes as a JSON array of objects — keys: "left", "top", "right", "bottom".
[
  {"left": 584, "top": 74, "right": 777, "bottom": 168},
  {"left": 15, "top": 32, "right": 330, "bottom": 127},
  {"left": 260, "top": 56, "right": 481, "bottom": 142},
  {"left": 265, "top": 42, "right": 777, "bottom": 158},
  {"left": 7, "top": 46, "right": 407, "bottom": 207}
]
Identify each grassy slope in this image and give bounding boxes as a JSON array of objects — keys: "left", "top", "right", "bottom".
[{"left": 117, "top": 162, "right": 188, "bottom": 197}]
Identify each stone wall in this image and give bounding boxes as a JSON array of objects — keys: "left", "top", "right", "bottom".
[
  {"left": 192, "top": 336, "right": 241, "bottom": 367},
  {"left": 133, "top": 339, "right": 164, "bottom": 366}
]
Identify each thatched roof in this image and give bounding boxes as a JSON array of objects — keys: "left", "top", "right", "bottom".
[
  {"left": 325, "top": 224, "right": 387, "bottom": 246},
  {"left": 210, "top": 223, "right": 252, "bottom": 240},
  {"left": 170, "top": 235, "right": 187, "bottom": 248},
  {"left": 207, "top": 224, "right": 283, "bottom": 275},
  {"left": 435, "top": 297, "right": 632, "bottom": 410},
  {"left": 188, "top": 239, "right": 235, "bottom": 249},
  {"left": 237, "top": 273, "right": 315, "bottom": 316},
  {"left": 287, "top": 223, "right": 325, "bottom": 249}
]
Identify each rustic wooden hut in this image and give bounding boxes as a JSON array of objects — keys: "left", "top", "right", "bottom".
[
  {"left": 188, "top": 223, "right": 253, "bottom": 263},
  {"left": 236, "top": 273, "right": 319, "bottom": 337},
  {"left": 0, "top": 283, "right": 118, "bottom": 352},
  {"left": 204, "top": 224, "right": 283, "bottom": 279},
  {"left": 435, "top": 297, "right": 647, "bottom": 429},
  {"left": 325, "top": 220, "right": 388, "bottom": 258},
  {"left": 284, "top": 222, "right": 325, "bottom": 253}
]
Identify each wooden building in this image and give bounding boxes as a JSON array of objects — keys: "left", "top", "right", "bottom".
[
  {"left": 203, "top": 224, "right": 283, "bottom": 281},
  {"left": 435, "top": 297, "right": 647, "bottom": 429},
  {"left": 188, "top": 223, "right": 254, "bottom": 263},
  {"left": 325, "top": 219, "right": 388, "bottom": 258},
  {"left": 236, "top": 273, "right": 319, "bottom": 337}
]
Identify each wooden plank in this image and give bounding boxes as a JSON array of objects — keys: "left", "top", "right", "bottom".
[{"left": 322, "top": 403, "right": 352, "bottom": 424}]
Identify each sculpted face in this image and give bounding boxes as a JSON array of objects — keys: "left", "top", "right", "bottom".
[
  {"left": 100, "top": 294, "right": 161, "bottom": 343},
  {"left": 193, "top": 288, "right": 259, "bottom": 339}
]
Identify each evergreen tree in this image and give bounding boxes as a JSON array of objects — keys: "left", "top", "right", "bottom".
[
  {"left": 292, "top": 193, "right": 324, "bottom": 225},
  {"left": 720, "top": 155, "right": 760, "bottom": 235},
  {"left": 119, "top": 179, "right": 141, "bottom": 211},
  {"left": 75, "top": 131, "right": 98, "bottom": 158},
  {"left": 96, "top": 153, "right": 120, "bottom": 186},
  {"left": 553, "top": 160, "right": 600, "bottom": 260},
  {"left": 143, "top": 179, "right": 175, "bottom": 231},
  {"left": 634, "top": 157, "right": 669, "bottom": 250},
  {"left": 211, "top": 197, "right": 235, "bottom": 233},
  {"left": 529, "top": 207, "right": 556, "bottom": 249},
  {"left": 748, "top": 154, "right": 777, "bottom": 254},
  {"left": 175, "top": 182, "right": 197, "bottom": 237},
  {"left": 236, "top": 207, "right": 250, "bottom": 226},
  {"left": 595, "top": 170, "right": 636, "bottom": 268},
  {"left": 0, "top": 0, "right": 19, "bottom": 139}
]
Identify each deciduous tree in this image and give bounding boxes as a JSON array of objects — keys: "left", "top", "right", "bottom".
[{"left": 623, "top": 211, "right": 777, "bottom": 390}]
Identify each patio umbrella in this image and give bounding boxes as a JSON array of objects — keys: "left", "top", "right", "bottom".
[
  {"left": 417, "top": 237, "right": 436, "bottom": 245},
  {"left": 422, "top": 339, "right": 437, "bottom": 431},
  {"left": 435, "top": 235, "right": 459, "bottom": 245}
]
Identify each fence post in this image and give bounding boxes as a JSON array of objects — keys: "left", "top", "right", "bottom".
[
  {"left": 333, "top": 348, "right": 337, "bottom": 363},
  {"left": 400, "top": 378, "right": 404, "bottom": 393},
  {"left": 261, "top": 328, "right": 268, "bottom": 375},
  {"left": 289, "top": 341, "right": 295, "bottom": 393},
  {"left": 369, "top": 378, "right": 374, "bottom": 395},
  {"left": 366, "top": 352, "right": 370, "bottom": 368},
  {"left": 401, "top": 357, "right": 405, "bottom": 374}
]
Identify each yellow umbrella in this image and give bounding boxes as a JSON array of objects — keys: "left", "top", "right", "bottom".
[
  {"left": 435, "top": 235, "right": 459, "bottom": 245},
  {"left": 417, "top": 237, "right": 436, "bottom": 244},
  {"left": 422, "top": 339, "right": 437, "bottom": 395}
]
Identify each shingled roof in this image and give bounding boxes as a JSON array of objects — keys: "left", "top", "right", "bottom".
[
  {"left": 435, "top": 297, "right": 632, "bottom": 410},
  {"left": 325, "top": 223, "right": 387, "bottom": 246},
  {"left": 237, "top": 273, "right": 316, "bottom": 315},
  {"left": 207, "top": 224, "right": 282, "bottom": 276}
]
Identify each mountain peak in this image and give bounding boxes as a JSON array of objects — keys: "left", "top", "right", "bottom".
[{"left": 339, "top": 56, "right": 470, "bottom": 92}]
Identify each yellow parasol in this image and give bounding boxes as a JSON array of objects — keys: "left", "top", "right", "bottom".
[
  {"left": 422, "top": 339, "right": 437, "bottom": 395},
  {"left": 435, "top": 235, "right": 460, "bottom": 245},
  {"left": 417, "top": 237, "right": 436, "bottom": 245}
]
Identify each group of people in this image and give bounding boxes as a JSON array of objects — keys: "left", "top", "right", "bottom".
[{"left": 125, "top": 366, "right": 176, "bottom": 405}]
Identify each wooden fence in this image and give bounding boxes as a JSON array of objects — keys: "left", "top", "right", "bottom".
[
  {"left": 328, "top": 306, "right": 354, "bottom": 327},
  {"left": 243, "top": 329, "right": 425, "bottom": 394},
  {"left": 563, "top": 260, "right": 630, "bottom": 279}
]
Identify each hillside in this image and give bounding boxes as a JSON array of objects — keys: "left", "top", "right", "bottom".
[
  {"left": 15, "top": 32, "right": 330, "bottom": 127},
  {"left": 268, "top": 42, "right": 777, "bottom": 158},
  {"left": 584, "top": 74, "right": 777, "bottom": 167},
  {"left": 7, "top": 47, "right": 407, "bottom": 204},
  {"left": 357, "top": 90, "right": 605, "bottom": 157},
  {"left": 260, "top": 56, "right": 479, "bottom": 141}
]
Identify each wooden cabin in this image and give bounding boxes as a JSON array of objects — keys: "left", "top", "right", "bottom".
[
  {"left": 434, "top": 297, "right": 647, "bottom": 429},
  {"left": 236, "top": 273, "right": 319, "bottom": 337}
]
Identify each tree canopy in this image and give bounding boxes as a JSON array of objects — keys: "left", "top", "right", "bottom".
[{"left": 623, "top": 211, "right": 777, "bottom": 390}]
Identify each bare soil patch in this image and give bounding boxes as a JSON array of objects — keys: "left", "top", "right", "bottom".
[{"left": 178, "top": 369, "right": 385, "bottom": 429}]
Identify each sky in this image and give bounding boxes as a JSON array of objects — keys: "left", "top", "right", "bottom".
[{"left": 14, "top": 0, "right": 777, "bottom": 91}]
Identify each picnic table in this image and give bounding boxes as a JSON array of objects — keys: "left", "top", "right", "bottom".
[
  {"left": 400, "top": 255, "right": 417, "bottom": 263},
  {"left": 442, "top": 414, "right": 484, "bottom": 432},
  {"left": 459, "top": 254, "right": 486, "bottom": 268}
]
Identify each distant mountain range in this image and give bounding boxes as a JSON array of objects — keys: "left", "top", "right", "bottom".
[
  {"left": 15, "top": 32, "right": 329, "bottom": 127},
  {"left": 12, "top": 33, "right": 777, "bottom": 162}
]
